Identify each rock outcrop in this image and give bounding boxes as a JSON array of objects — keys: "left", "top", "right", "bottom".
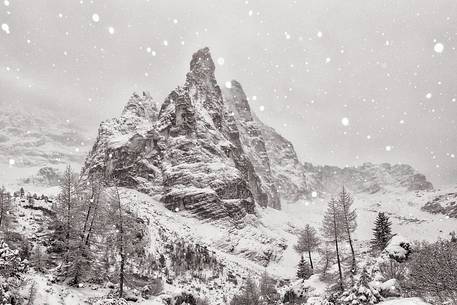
[
  {"left": 82, "top": 48, "right": 271, "bottom": 220},
  {"left": 82, "top": 47, "right": 434, "bottom": 221},
  {"left": 303, "top": 162, "right": 433, "bottom": 195},
  {"left": 223, "top": 81, "right": 281, "bottom": 209}
]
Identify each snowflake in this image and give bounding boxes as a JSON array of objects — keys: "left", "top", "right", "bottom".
[
  {"left": 8, "top": 159, "right": 14, "bottom": 166},
  {"left": 385, "top": 145, "right": 392, "bottom": 152},
  {"left": 425, "top": 92, "right": 432, "bottom": 99},
  {"left": 259, "top": 105, "right": 265, "bottom": 111},
  {"left": 317, "top": 31, "right": 323, "bottom": 38},
  {"left": 1, "top": 23, "right": 10, "bottom": 34},
  {"left": 341, "top": 117, "right": 350, "bottom": 126},
  {"left": 92, "top": 13, "right": 100, "bottom": 23},
  {"left": 224, "top": 81, "right": 232, "bottom": 89},
  {"left": 217, "top": 57, "right": 225, "bottom": 66},
  {"left": 108, "top": 26, "right": 115, "bottom": 35},
  {"left": 434, "top": 42, "right": 444, "bottom": 53}
]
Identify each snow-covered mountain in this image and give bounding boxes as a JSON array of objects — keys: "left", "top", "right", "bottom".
[
  {"left": 0, "top": 103, "right": 89, "bottom": 187},
  {"left": 82, "top": 47, "right": 434, "bottom": 219}
]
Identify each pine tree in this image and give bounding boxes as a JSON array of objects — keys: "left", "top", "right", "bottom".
[
  {"left": 322, "top": 198, "right": 344, "bottom": 290},
  {"left": 296, "top": 254, "right": 312, "bottom": 280},
  {"left": 0, "top": 187, "right": 13, "bottom": 232},
  {"left": 294, "top": 224, "right": 319, "bottom": 270},
  {"left": 259, "top": 270, "right": 279, "bottom": 304},
  {"left": 370, "top": 212, "right": 393, "bottom": 252},
  {"left": 337, "top": 187, "right": 357, "bottom": 273}
]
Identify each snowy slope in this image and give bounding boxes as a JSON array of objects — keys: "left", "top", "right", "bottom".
[{"left": 0, "top": 103, "right": 89, "bottom": 189}]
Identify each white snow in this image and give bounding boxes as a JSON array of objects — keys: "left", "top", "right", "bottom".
[
  {"left": 433, "top": 42, "right": 444, "bottom": 53},
  {"left": 108, "top": 26, "right": 115, "bottom": 34},
  {"left": 379, "top": 298, "right": 431, "bottom": 305},
  {"left": 1, "top": 23, "right": 10, "bottom": 34},
  {"left": 341, "top": 117, "right": 350, "bottom": 126},
  {"left": 217, "top": 57, "right": 225, "bottom": 66},
  {"left": 92, "top": 13, "right": 100, "bottom": 23}
]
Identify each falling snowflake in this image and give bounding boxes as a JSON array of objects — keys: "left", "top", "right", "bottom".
[
  {"left": 1, "top": 23, "right": 10, "bottom": 34},
  {"left": 311, "top": 191, "right": 318, "bottom": 198},
  {"left": 259, "top": 105, "right": 265, "bottom": 111},
  {"left": 163, "top": 40, "right": 168, "bottom": 46},
  {"left": 325, "top": 57, "right": 331, "bottom": 64},
  {"left": 92, "top": 13, "right": 100, "bottom": 23},
  {"left": 248, "top": 10, "right": 253, "bottom": 16},
  {"left": 284, "top": 32, "right": 291, "bottom": 40},
  {"left": 224, "top": 81, "right": 232, "bottom": 89},
  {"left": 425, "top": 92, "right": 432, "bottom": 99},
  {"left": 252, "top": 95, "right": 257, "bottom": 101},
  {"left": 8, "top": 159, "right": 15, "bottom": 166},
  {"left": 4, "top": 0, "right": 9, "bottom": 6},
  {"left": 341, "top": 117, "right": 349, "bottom": 126},
  {"left": 434, "top": 42, "right": 444, "bottom": 53},
  {"left": 172, "top": 19, "right": 178, "bottom": 24},
  {"left": 217, "top": 57, "right": 225, "bottom": 66},
  {"left": 146, "top": 47, "right": 152, "bottom": 53},
  {"left": 316, "top": 31, "right": 323, "bottom": 38},
  {"left": 385, "top": 145, "right": 392, "bottom": 152},
  {"left": 108, "top": 26, "right": 115, "bottom": 34}
]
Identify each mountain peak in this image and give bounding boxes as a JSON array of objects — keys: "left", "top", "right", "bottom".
[{"left": 189, "top": 47, "right": 215, "bottom": 76}]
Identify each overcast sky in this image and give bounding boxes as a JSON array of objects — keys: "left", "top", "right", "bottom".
[{"left": 1, "top": 0, "right": 457, "bottom": 185}]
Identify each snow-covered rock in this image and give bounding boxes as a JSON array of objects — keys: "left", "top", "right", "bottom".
[
  {"left": 382, "top": 235, "right": 412, "bottom": 263},
  {"left": 422, "top": 191, "right": 457, "bottom": 218},
  {"left": 303, "top": 162, "right": 433, "bottom": 196},
  {"left": 82, "top": 47, "right": 271, "bottom": 221}
]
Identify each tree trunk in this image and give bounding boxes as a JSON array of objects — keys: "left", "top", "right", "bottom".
[
  {"left": 347, "top": 228, "right": 356, "bottom": 273},
  {"left": 0, "top": 192, "right": 4, "bottom": 227},
  {"left": 333, "top": 212, "right": 344, "bottom": 291},
  {"left": 307, "top": 250, "right": 314, "bottom": 270},
  {"left": 116, "top": 188, "right": 125, "bottom": 298}
]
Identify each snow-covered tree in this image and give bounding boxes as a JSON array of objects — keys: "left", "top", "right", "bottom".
[
  {"left": 408, "top": 240, "right": 457, "bottom": 303},
  {"left": 259, "top": 270, "right": 279, "bottom": 304},
  {"left": 322, "top": 198, "right": 344, "bottom": 290},
  {"left": 230, "top": 275, "right": 260, "bottom": 305},
  {"left": 337, "top": 187, "right": 357, "bottom": 273},
  {"left": 337, "top": 268, "right": 382, "bottom": 305},
  {"left": 370, "top": 212, "right": 393, "bottom": 253},
  {"left": 294, "top": 224, "right": 319, "bottom": 270},
  {"left": 0, "top": 187, "right": 13, "bottom": 232},
  {"left": 296, "top": 254, "right": 312, "bottom": 280}
]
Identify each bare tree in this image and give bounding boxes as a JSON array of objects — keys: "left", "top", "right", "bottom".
[
  {"left": 337, "top": 186, "right": 357, "bottom": 273},
  {"left": 294, "top": 224, "right": 319, "bottom": 270},
  {"left": 322, "top": 198, "right": 344, "bottom": 290}
]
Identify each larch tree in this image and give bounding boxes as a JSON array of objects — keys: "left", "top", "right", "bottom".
[
  {"left": 58, "top": 165, "right": 79, "bottom": 248},
  {"left": 322, "top": 197, "right": 344, "bottom": 290},
  {"left": 370, "top": 212, "right": 393, "bottom": 252},
  {"left": 337, "top": 186, "right": 357, "bottom": 273},
  {"left": 294, "top": 224, "right": 320, "bottom": 270}
]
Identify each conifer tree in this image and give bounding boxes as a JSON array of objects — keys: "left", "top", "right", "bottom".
[
  {"left": 322, "top": 198, "right": 344, "bottom": 290},
  {"left": 296, "top": 254, "right": 312, "bottom": 280},
  {"left": 294, "top": 224, "right": 319, "bottom": 270},
  {"left": 370, "top": 212, "right": 393, "bottom": 252},
  {"left": 337, "top": 186, "right": 357, "bottom": 273}
]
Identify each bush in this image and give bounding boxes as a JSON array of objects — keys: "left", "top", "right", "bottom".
[
  {"left": 407, "top": 240, "right": 457, "bottom": 303},
  {"left": 174, "top": 292, "right": 197, "bottom": 305}
]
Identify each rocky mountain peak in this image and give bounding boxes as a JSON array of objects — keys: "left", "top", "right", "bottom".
[
  {"left": 122, "top": 91, "right": 158, "bottom": 121},
  {"left": 188, "top": 47, "right": 215, "bottom": 76}
]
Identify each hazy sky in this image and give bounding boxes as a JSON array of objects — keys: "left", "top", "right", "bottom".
[{"left": 1, "top": 0, "right": 457, "bottom": 185}]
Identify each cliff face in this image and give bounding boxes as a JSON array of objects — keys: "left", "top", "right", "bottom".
[
  {"left": 223, "top": 81, "right": 281, "bottom": 209},
  {"left": 82, "top": 47, "right": 434, "bottom": 221},
  {"left": 82, "top": 48, "right": 272, "bottom": 221}
]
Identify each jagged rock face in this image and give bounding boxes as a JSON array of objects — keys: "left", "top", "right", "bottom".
[
  {"left": 223, "top": 81, "right": 281, "bottom": 209},
  {"left": 303, "top": 162, "right": 433, "bottom": 195},
  {"left": 422, "top": 192, "right": 457, "bottom": 218},
  {"left": 255, "top": 120, "right": 312, "bottom": 201},
  {"left": 82, "top": 48, "right": 271, "bottom": 220}
]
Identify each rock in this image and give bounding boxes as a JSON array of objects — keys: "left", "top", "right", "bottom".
[{"left": 82, "top": 48, "right": 270, "bottom": 220}]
